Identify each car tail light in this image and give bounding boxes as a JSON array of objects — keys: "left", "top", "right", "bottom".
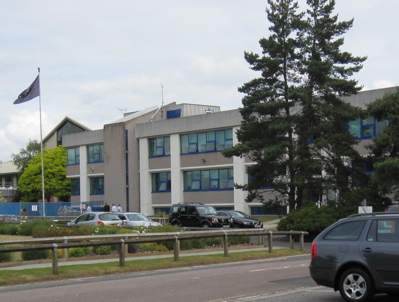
[
  {"left": 97, "top": 221, "right": 105, "bottom": 225},
  {"left": 311, "top": 242, "right": 317, "bottom": 259}
]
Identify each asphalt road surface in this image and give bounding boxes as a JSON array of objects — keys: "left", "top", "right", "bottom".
[{"left": 0, "top": 254, "right": 397, "bottom": 302}]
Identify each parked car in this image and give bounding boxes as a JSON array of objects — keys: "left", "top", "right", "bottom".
[
  {"left": 309, "top": 212, "right": 399, "bottom": 302},
  {"left": 67, "top": 212, "right": 123, "bottom": 227},
  {"left": 115, "top": 212, "right": 162, "bottom": 228},
  {"left": 217, "top": 210, "right": 263, "bottom": 228},
  {"left": 384, "top": 204, "right": 399, "bottom": 213},
  {"left": 168, "top": 203, "right": 231, "bottom": 228}
]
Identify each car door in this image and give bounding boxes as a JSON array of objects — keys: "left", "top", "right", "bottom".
[
  {"left": 361, "top": 218, "right": 399, "bottom": 285},
  {"left": 178, "top": 206, "right": 199, "bottom": 227},
  {"left": 74, "top": 213, "right": 89, "bottom": 226}
]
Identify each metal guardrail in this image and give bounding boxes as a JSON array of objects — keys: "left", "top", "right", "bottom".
[{"left": 0, "top": 229, "right": 308, "bottom": 275}]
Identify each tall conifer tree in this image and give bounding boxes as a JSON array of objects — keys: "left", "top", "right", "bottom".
[{"left": 224, "top": 0, "right": 366, "bottom": 210}]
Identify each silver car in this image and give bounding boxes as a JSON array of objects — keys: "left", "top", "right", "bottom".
[
  {"left": 67, "top": 212, "right": 123, "bottom": 227},
  {"left": 116, "top": 212, "right": 162, "bottom": 228}
]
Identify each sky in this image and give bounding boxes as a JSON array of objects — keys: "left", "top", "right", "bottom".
[{"left": 1, "top": 0, "right": 398, "bottom": 163}]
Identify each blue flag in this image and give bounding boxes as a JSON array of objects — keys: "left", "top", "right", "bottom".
[{"left": 13, "top": 75, "right": 40, "bottom": 104}]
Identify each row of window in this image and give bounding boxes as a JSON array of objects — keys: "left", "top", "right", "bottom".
[
  {"left": 71, "top": 168, "right": 234, "bottom": 195},
  {"left": 70, "top": 118, "right": 387, "bottom": 165},
  {"left": 67, "top": 144, "right": 104, "bottom": 165},
  {"left": 348, "top": 117, "right": 388, "bottom": 139},
  {"left": 70, "top": 177, "right": 104, "bottom": 196},
  {"left": 151, "top": 169, "right": 234, "bottom": 192},
  {"left": 148, "top": 129, "right": 233, "bottom": 157}
]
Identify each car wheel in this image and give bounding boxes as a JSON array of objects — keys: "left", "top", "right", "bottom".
[
  {"left": 172, "top": 221, "right": 181, "bottom": 227},
  {"left": 339, "top": 268, "right": 374, "bottom": 302},
  {"left": 201, "top": 223, "right": 211, "bottom": 228},
  {"left": 233, "top": 223, "right": 241, "bottom": 228}
]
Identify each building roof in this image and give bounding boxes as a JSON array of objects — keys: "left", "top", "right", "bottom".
[
  {"left": 0, "top": 161, "right": 18, "bottom": 175},
  {"left": 107, "top": 105, "right": 158, "bottom": 124},
  {"left": 42, "top": 116, "right": 91, "bottom": 144}
]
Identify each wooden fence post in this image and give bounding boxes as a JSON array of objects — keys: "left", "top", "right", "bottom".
[
  {"left": 119, "top": 239, "right": 126, "bottom": 267},
  {"left": 174, "top": 236, "right": 180, "bottom": 261},
  {"left": 52, "top": 243, "right": 59, "bottom": 275},
  {"left": 222, "top": 233, "right": 228, "bottom": 257},
  {"left": 63, "top": 237, "right": 68, "bottom": 261},
  {"left": 268, "top": 231, "right": 273, "bottom": 253},
  {"left": 289, "top": 231, "right": 294, "bottom": 249},
  {"left": 299, "top": 232, "right": 305, "bottom": 251}
]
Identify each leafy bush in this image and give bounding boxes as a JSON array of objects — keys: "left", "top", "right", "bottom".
[
  {"left": 131, "top": 243, "right": 168, "bottom": 253},
  {"left": 0, "top": 252, "right": 13, "bottom": 262},
  {"left": 68, "top": 247, "right": 92, "bottom": 258},
  {"left": 277, "top": 205, "right": 337, "bottom": 235},
  {"left": 228, "top": 236, "right": 250, "bottom": 245},
  {"left": 21, "top": 249, "right": 49, "bottom": 261},
  {"left": 93, "top": 245, "right": 112, "bottom": 255},
  {"left": 0, "top": 223, "right": 19, "bottom": 235},
  {"left": 19, "top": 220, "right": 53, "bottom": 236}
]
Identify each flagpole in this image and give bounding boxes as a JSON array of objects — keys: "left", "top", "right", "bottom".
[{"left": 38, "top": 68, "right": 46, "bottom": 218}]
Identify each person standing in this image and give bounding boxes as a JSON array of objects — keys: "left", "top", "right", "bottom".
[
  {"left": 117, "top": 204, "right": 123, "bottom": 212},
  {"left": 86, "top": 204, "right": 92, "bottom": 212},
  {"left": 111, "top": 204, "right": 118, "bottom": 213},
  {"left": 103, "top": 202, "right": 110, "bottom": 212}
]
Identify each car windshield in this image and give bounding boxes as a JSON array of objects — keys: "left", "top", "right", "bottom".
[
  {"left": 99, "top": 213, "right": 121, "bottom": 221},
  {"left": 197, "top": 206, "right": 218, "bottom": 215},
  {"left": 126, "top": 213, "right": 150, "bottom": 221},
  {"left": 229, "top": 211, "right": 250, "bottom": 218}
]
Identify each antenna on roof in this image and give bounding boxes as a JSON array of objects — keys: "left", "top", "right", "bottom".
[
  {"left": 160, "top": 83, "right": 164, "bottom": 118},
  {"left": 118, "top": 107, "right": 127, "bottom": 115}
]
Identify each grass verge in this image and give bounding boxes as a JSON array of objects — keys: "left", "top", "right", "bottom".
[{"left": 0, "top": 249, "right": 308, "bottom": 286}]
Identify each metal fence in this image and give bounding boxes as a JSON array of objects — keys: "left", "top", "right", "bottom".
[{"left": 0, "top": 201, "right": 103, "bottom": 217}]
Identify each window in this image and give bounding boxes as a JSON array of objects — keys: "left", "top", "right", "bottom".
[
  {"left": 323, "top": 220, "right": 366, "bottom": 241},
  {"left": 166, "top": 109, "right": 181, "bottom": 119},
  {"left": 184, "top": 168, "right": 234, "bottom": 191},
  {"left": 349, "top": 117, "right": 389, "bottom": 139},
  {"left": 367, "top": 219, "right": 399, "bottom": 242},
  {"left": 70, "top": 178, "right": 80, "bottom": 195},
  {"left": 149, "top": 137, "right": 170, "bottom": 157},
  {"left": 67, "top": 147, "right": 80, "bottom": 165},
  {"left": 88, "top": 145, "right": 104, "bottom": 163},
  {"left": 181, "top": 129, "right": 233, "bottom": 154},
  {"left": 151, "top": 172, "right": 171, "bottom": 192},
  {"left": 90, "top": 177, "right": 104, "bottom": 195}
]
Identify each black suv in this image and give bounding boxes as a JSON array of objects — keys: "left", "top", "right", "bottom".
[
  {"left": 168, "top": 203, "right": 231, "bottom": 228},
  {"left": 310, "top": 212, "right": 399, "bottom": 302}
]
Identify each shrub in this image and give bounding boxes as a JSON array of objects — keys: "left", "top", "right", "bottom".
[
  {"left": 277, "top": 205, "right": 337, "bottom": 235},
  {"left": 93, "top": 245, "right": 112, "bottom": 255},
  {"left": 69, "top": 247, "right": 91, "bottom": 258},
  {"left": 132, "top": 243, "right": 168, "bottom": 253},
  {"left": 19, "top": 220, "right": 53, "bottom": 236},
  {"left": 228, "top": 236, "right": 250, "bottom": 245},
  {"left": 0, "top": 223, "right": 19, "bottom": 235},
  {"left": 21, "top": 249, "right": 49, "bottom": 261},
  {"left": 0, "top": 252, "right": 13, "bottom": 262}
]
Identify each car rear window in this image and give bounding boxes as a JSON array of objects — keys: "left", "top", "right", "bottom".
[
  {"left": 323, "top": 220, "right": 366, "bottom": 241},
  {"left": 367, "top": 219, "right": 399, "bottom": 242}
]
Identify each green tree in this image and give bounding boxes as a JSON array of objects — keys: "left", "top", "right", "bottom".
[
  {"left": 223, "top": 0, "right": 366, "bottom": 210},
  {"left": 12, "top": 139, "right": 41, "bottom": 171},
  {"left": 18, "top": 146, "right": 71, "bottom": 202},
  {"left": 367, "top": 89, "right": 399, "bottom": 200}
]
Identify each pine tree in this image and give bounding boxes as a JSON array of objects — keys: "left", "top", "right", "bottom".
[
  {"left": 367, "top": 89, "right": 399, "bottom": 199},
  {"left": 224, "top": 0, "right": 366, "bottom": 210}
]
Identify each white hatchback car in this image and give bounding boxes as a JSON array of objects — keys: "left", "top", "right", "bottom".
[
  {"left": 116, "top": 212, "right": 162, "bottom": 228},
  {"left": 67, "top": 212, "right": 123, "bottom": 227}
]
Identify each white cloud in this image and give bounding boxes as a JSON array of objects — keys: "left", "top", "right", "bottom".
[{"left": 1, "top": 0, "right": 399, "bottom": 161}]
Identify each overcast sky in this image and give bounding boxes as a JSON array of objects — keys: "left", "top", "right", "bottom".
[{"left": 1, "top": 0, "right": 398, "bottom": 163}]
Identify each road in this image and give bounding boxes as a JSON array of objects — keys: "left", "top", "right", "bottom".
[{"left": 0, "top": 254, "right": 396, "bottom": 302}]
